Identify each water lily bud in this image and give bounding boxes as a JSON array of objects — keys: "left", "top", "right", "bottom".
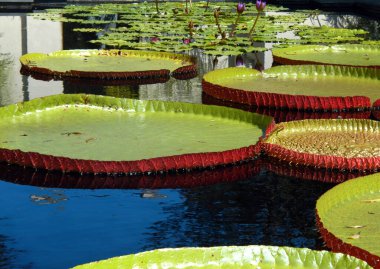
[
  {"left": 150, "top": 37, "right": 160, "bottom": 43},
  {"left": 236, "top": 2, "right": 245, "bottom": 14},
  {"left": 255, "top": 0, "right": 266, "bottom": 12},
  {"left": 254, "top": 61, "right": 264, "bottom": 72},
  {"left": 183, "top": 38, "right": 191, "bottom": 44},
  {"left": 214, "top": 8, "right": 220, "bottom": 18},
  {"left": 235, "top": 55, "right": 244, "bottom": 67}
]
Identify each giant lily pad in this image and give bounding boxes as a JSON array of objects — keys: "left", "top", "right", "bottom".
[
  {"left": 20, "top": 49, "right": 197, "bottom": 82},
  {"left": 272, "top": 45, "right": 380, "bottom": 68},
  {"left": 316, "top": 173, "right": 380, "bottom": 268},
  {"left": 72, "top": 245, "right": 372, "bottom": 268},
  {"left": 0, "top": 94, "right": 271, "bottom": 174},
  {"left": 261, "top": 119, "right": 380, "bottom": 171},
  {"left": 202, "top": 65, "right": 379, "bottom": 111}
]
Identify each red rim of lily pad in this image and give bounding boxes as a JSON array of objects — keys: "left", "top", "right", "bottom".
[
  {"left": 202, "top": 92, "right": 372, "bottom": 123},
  {"left": 202, "top": 66, "right": 375, "bottom": 111},
  {"left": 20, "top": 49, "right": 198, "bottom": 82},
  {"left": 261, "top": 157, "right": 370, "bottom": 183},
  {"left": 20, "top": 66, "right": 171, "bottom": 86},
  {"left": 371, "top": 99, "right": 380, "bottom": 120},
  {"left": 316, "top": 173, "right": 380, "bottom": 268},
  {"left": 316, "top": 214, "right": 380, "bottom": 269},
  {"left": 0, "top": 94, "right": 271, "bottom": 175},
  {"left": 260, "top": 119, "right": 380, "bottom": 171},
  {"left": 0, "top": 159, "right": 260, "bottom": 189}
]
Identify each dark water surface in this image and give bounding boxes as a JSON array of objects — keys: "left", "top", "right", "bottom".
[{"left": 0, "top": 8, "right": 378, "bottom": 269}]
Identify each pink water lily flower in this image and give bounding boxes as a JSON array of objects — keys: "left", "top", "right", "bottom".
[
  {"left": 256, "top": 0, "right": 266, "bottom": 12},
  {"left": 237, "top": 2, "right": 245, "bottom": 14}
]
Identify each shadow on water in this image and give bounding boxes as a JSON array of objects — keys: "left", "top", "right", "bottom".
[
  {"left": 142, "top": 170, "right": 335, "bottom": 251},
  {"left": 0, "top": 232, "right": 28, "bottom": 269}
]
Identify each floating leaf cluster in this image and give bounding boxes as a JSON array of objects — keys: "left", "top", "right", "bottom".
[{"left": 30, "top": 2, "right": 372, "bottom": 56}]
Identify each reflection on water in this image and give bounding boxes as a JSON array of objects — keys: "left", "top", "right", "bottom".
[
  {"left": 143, "top": 171, "right": 334, "bottom": 251},
  {"left": 0, "top": 232, "right": 26, "bottom": 269}
]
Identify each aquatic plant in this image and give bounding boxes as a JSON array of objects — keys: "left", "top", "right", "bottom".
[
  {"left": 235, "top": 54, "right": 244, "bottom": 67},
  {"left": 262, "top": 119, "right": 380, "bottom": 171},
  {"left": 213, "top": 7, "right": 226, "bottom": 41},
  {"left": 249, "top": 0, "right": 267, "bottom": 40},
  {"left": 72, "top": 245, "right": 372, "bottom": 269},
  {"left": 0, "top": 94, "right": 271, "bottom": 174},
  {"left": 230, "top": 2, "right": 245, "bottom": 37},
  {"left": 29, "top": 2, "right": 372, "bottom": 56},
  {"left": 202, "top": 65, "right": 380, "bottom": 111},
  {"left": 316, "top": 173, "right": 380, "bottom": 268}
]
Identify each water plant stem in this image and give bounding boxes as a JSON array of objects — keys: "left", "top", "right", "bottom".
[
  {"left": 216, "top": 18, "right": 223, "bottom": 37},
  {"left": 230, "top": 13, "right": 241, "bottom": 37},
  {"left": 155, "top": 0, "right": 159, "bottom": 13},
  {"left": 249, "top": 11, "right": 261, "bottom": 40},
  {"left": 214, "top": 11, "right": 224, "bottom": 39}
]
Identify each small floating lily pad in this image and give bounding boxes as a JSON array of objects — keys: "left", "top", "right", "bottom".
[
  {"left": 0, "top": 94, "right": 271, "bottom": 174},
  {"left": 72, "top": 245, "right": 372, "bottom": 269},
  {"left": 261, "top": 119, "right": 380, "bottom": 171},
  {"left": 20, "top": 49, "right": 197, "bottom": 81},
  {"left": 272, "top": 44, "right": 380, "bottom": 68},
  {"left": 316, "top": 173, "right": 380, "bottom": 268},
  {"left": 202, "top": 65, "right": 379, "bottom": 111}
]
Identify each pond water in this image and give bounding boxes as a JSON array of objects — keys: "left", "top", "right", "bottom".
[{"left": 0, "top": 6, "right": 379, "bottom": 269}]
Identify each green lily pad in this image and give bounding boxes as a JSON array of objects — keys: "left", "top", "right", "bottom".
[
  {"left": 72, "top": 245, "right": 372, "bottom": 269},
  {"left": 20, "top": 49, "right": 197, "bottom": 81},
  {"left": 202, "top": 65, "right": 379, "bottom": 110},
  {"left": 261, "top": 119, "right": 380, "bottom": 170},
  {"left": 0, "top": 94, "right": 271, "bottom": 174},
  {"left": 316, "top": 173, "right": 380, "bottom": 268},
  {"left": 272, "top": 44, "right": 380, "bottom": 68}
]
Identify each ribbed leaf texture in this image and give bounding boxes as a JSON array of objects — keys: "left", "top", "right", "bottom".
[
  {"left": 261, "top": 157, "right": 369, "bottom": 183},
  {"left": 73, "top": 245, "right": 372, "bottom": 269},
  {"left": 261, "top": 119, "right": 380, "bottom": 171},
  {"left": 0, "top": 160, "right": 261, "bottom": 189},
  {"left": 202, "top": 92, "right": 372, "bottom": 123}
]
